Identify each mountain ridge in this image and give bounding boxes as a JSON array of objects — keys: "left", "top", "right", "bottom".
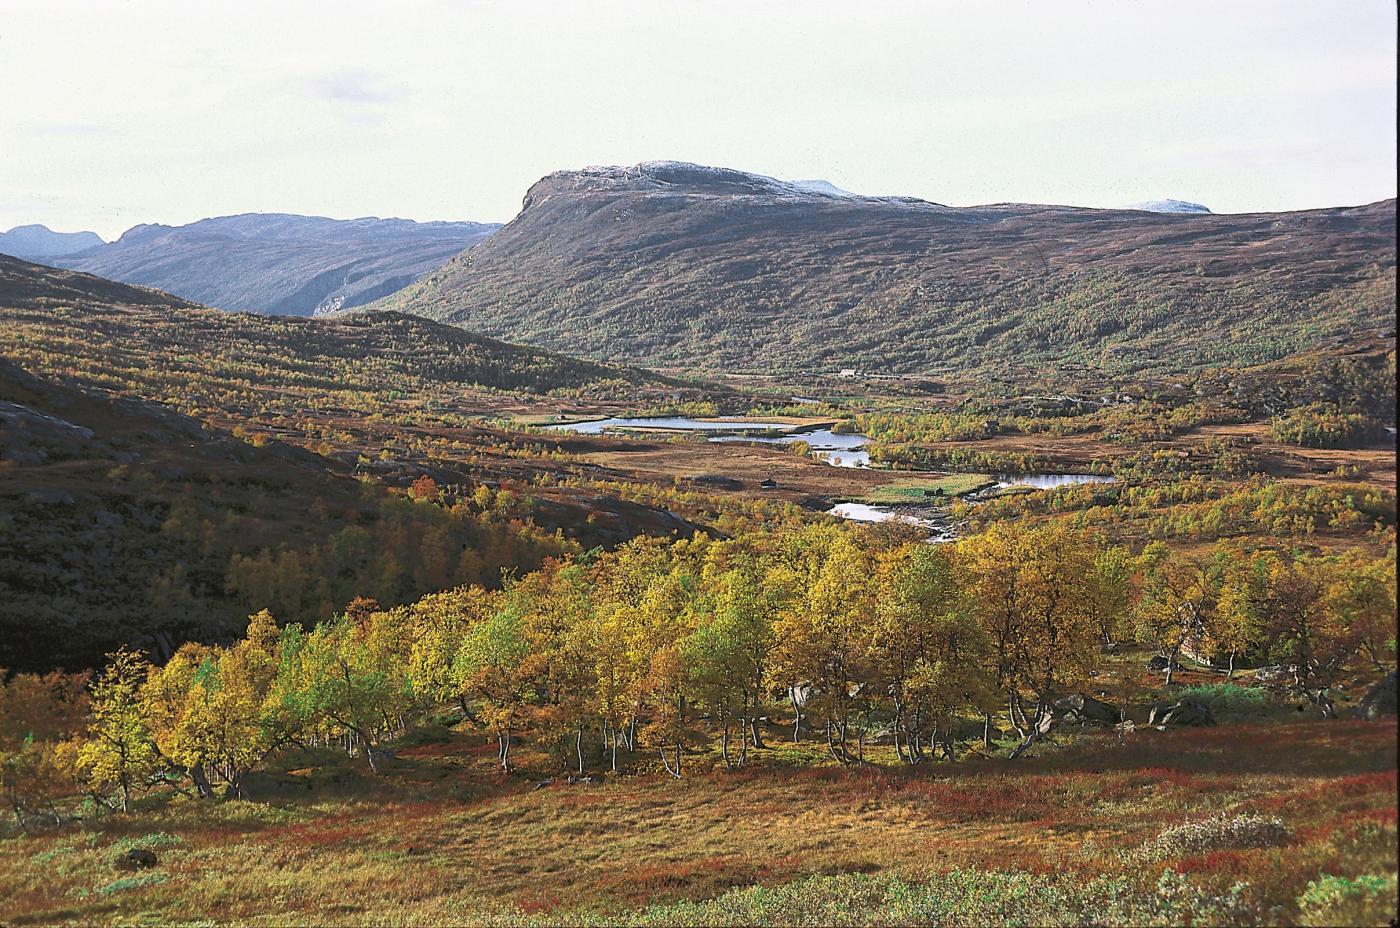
[
  {"left": 369, "top": 161, "right": 1396, "bottom": 379},
  {"left": 55, "top": 212, "right": 501, "bottom": 317},
  {"left": 0, "top": 223, "right": 106, "bottom": 262}
]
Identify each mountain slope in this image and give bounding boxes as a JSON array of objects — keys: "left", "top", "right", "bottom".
[
  {"left": 0, "top": 258, "right": 704, "bottom": 671},
  {"left": 56, "top": 212, "right": 499, "bottom": 316},
  {"left": 0, "top": 223, "right": 105, "bottom": 261},
  {"left": 372, "top": 161, "right": 1396, "bottom": 379},
  {"left": 0, "top": 253, "right": 676, "bottom": 411}
]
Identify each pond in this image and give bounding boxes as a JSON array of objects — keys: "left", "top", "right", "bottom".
[
  {"left": 545, "top": 417, "right": 875, "bottom": 467},
  {"left": 712, "top": 428, "right": 871, "bottom": 468},
  {"left": 993, "top": 473, "right": 1114, "bottom": 490},
  {"left": 544, "top": 416, "right": 798, "bottom": 435},
  {"left": 826, "top": 502, "right": 953, "bottom": 541},
  {"left": 544, "top": 416, "right": 1114, "bottom": 539}
]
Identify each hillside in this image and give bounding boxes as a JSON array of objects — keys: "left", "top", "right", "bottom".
[
  {"left": 0, "top": 223, "right": 105, "bottom": 261},
  {"left": 0, "top": 258, "right": 715, "bottom": 671},
  {"left": 0, "top": 254, "right": 674, "bottom": 406},
  {"left": 54, "top": 212, "right": 499, "bottom": 316},
  {"left": 371, "top": 161, "right": 1396, "bottom": 379}
]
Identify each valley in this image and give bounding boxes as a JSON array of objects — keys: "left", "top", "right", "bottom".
[{"left": 2, "top": 167, "right": 1395, "bottom": 927}]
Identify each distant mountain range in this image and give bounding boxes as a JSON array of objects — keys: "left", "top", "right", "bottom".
[
  {"left": 370, "top": 160, "right": 1396, "bottom": 378},
  {"left": 0, "top": 224, "right": 106, "bottom": 261},
  {"left": 39, "top": 213, "right": 499, "bottom": 316}
]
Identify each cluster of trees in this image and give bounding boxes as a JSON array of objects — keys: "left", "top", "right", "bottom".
[
  {"left": 1269, "top": 402, "right": 1386, "bottom": 449},
  {"left": 1135, "top": 543, "right": 1394, "bottom": 689},
  {"left": 848, "top": 410, "right": 998, "bottom": 444},
  {"left": 3, "top": 523, "right": 1392, "bottom": 826},
  {"left": 969, "top": 478, "right": 1397, "bottom": 543}
]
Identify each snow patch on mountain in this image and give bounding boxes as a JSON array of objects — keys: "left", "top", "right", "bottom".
[{"left": 1124, "top": 199, "right": 1212, "bottom": 214}]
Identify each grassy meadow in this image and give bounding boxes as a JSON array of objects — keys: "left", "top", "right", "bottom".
[{"left": 4, "top": 710, "right": 1396, "bottom": 926}]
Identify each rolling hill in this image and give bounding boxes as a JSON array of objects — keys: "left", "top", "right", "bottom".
[
  {"left": 371, "top": 161, "right": 1396, "bottom": 379},
  {"left": 53, "top": 212, "right": 499, "bottom": 316},
  {"left": 0, "top": 253, "right": 672, "bottom": 408}
]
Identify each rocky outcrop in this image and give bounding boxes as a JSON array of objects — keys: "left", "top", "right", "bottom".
[
  {"left": 1148, "top": 699, "right": 1217, "bottom": 729},
  {"left": 1356, "top": 671, "right": 1397, "bottom": 720},
  {"left": 1053, "top": 693, "right": 1120, "bottom": 726}
]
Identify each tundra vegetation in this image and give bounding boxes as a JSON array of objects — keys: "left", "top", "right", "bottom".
[
  {"left": 1, "top": 255, "right": 1395, "bottom": 925},
  {"left": 2, "top": 520, "right": 1395, "bottom": 924}
]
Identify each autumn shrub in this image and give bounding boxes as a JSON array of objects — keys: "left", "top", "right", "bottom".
[
  {"left": 93, "top": 872, "right": 169, "bottom": 896},
  {"left": 110, "top": 832, "right": 183, "bottom": 853},
  {"left": 1295, "top": 873, "right": 1397, "bottom": 927},
  {"left": 623, "top": 869, "right": 1262, "bottom": 927},
  {"left": 1142, "top": 813, "right": 1291, "bottom": 861}
]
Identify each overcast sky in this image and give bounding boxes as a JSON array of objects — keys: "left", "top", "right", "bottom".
[{"left": 1, "top": 0, "right": 1395, "bottom": 239}]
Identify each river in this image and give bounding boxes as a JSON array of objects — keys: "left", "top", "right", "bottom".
[{"left": 542, "top": 417, "right": 1114, "bottom": 536}]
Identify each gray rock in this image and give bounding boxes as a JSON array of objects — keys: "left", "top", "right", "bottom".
[
  {"left": 1148, "top": 699, "right": 1216, "bottom": 728},
  {"left": 1053, "top": 693, "right": 1120, "bottom": 726},
  {"left": 1254, "top": 664, "right": 1293, "bottom": 684},
  {"left": 1356, "top": 671, "right": 1397, "bottom": 720}
]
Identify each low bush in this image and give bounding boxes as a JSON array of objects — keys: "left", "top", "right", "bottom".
[
  {"left": 1143, "top": 813, "right": 1291, "bottom": 860},
  {"left": 1175, "top": 684, "right": 1276, "bottom": 723},
  {"left": 94, "top": 872, "right": 169, "bottom": 896},
  {"left": 1296, "top": 873, "right": 1397, "bottom": 927},
  {"left": 622, "top": 869, "right": 1261, "bottom": 927}
]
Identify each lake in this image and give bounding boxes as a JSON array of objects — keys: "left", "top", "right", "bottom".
[{"left": 545, "top": 416, "right": 874, "bottom": 467}]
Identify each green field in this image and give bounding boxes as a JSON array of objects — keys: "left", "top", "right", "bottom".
[{"left": 861, "top": 474, "right": 998, "bottom": 504}]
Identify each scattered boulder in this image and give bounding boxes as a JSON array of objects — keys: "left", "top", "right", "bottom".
[
  {"left": 692, "top": 474, "right": 743, "bottom": 490},
  {"left": 1254, "top": 664, "right": 1294, "bottom": 684},
  {"left": 530, "top": 779, "right": 555, "bottom": 791},
  {"left": 951, "top": 718, "right": 1001, "bottom": 741},
  {"left": 223, "top": 771, "right": 312, "bottom": 801},
  {"left": 1053, "top": 693, "right": 1120, "bottom": 726},
  {"left": 1148, "top": 699, "right": 1216, "bottom": 729},
  {"left": 113, "top": 848, "right": 158, "bottom": 871},
  {"left": 1146, "top": 655, "right": 1180, "bottom": 673},
  {"left": 1356, "top": 671, "right": 1397, "bottom": 720},
  {"left": 864, "top": 728, "right": 897, "bottom": 746}
]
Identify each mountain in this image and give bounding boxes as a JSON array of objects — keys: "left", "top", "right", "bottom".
[
  {"left": 370, "top": 161, "right": 1396, "bottom": 379},
  {"left": 0, "top": 223, "right": 105, "bottom": 261},
  {"left": 55, "top": 212, "right": 500, "bottom": 316},
  {"left": 1125, "top": 199, "right": 1212, "bottom": 214}
]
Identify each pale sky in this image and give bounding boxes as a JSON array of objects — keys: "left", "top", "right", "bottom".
[{"left": 1, "top": 0, "right": 1395, "bottom": 240}]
